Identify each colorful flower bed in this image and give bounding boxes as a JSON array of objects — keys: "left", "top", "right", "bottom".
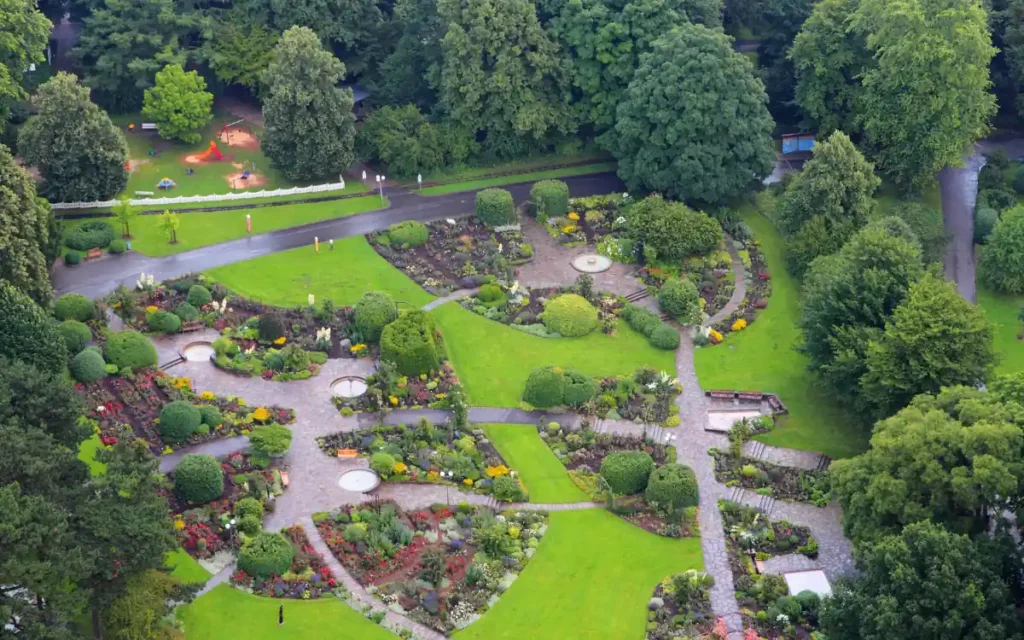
[
  {"left": 458, "top": 280, "right": 622, "bottom": 338},
  {"left": 645, "top": 570, "right": 717, "bottom": 640},
  {"left": 720, "top": 500, "right": 821, "bottom": 639},
  {"left": 544, "top": 193, "right": 622, "bottom": 247},
  {"left": 317, "top": 419, "right": 527, "bottom": 502},
  {"left": 314, "top": 501, "right": 547, "bottom": 634},
  {"left": 230, "top": 525, "right": 340, "bottom": 599},
  {"left": 77, "top": 370, "right": 294, "bottom": 455},
  {"left": 331, "top": 362, "right": 460, "bottom": 415}
]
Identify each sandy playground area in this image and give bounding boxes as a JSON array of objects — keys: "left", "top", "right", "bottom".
[
  {"left": 219, "top": 126, "right": 260, "bottom": 150},
  {"left": 226, "top": 171, "right": 268, "bottom": 188}
]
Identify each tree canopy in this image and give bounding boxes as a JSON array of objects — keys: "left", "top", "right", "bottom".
[
  {"left": 0, "top": 0, "right": 51, "bottom": 128},
  {"left": 0, "top": 143, "right": 54, "bottom": 305},
  {"left": 979, "top": 204, "right": 1024, "bottom": 293},
  {"left": 143, "top": 63, "right": 214, "bottom": 144}
]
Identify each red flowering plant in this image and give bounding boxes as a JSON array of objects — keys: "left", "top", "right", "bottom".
[{"left": 231, "top": 525, "right": 338, "bottom": 599}]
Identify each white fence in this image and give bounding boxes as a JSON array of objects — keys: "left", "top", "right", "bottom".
[{"left": 51, "top": 180, "right": 349, "bottom": 211}]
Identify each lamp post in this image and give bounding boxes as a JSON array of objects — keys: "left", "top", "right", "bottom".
[
  {"left": 376, "top": 175, "right": 386, "bottom": 204},
  {"left": 417, "top": 174, "right": 422, "bottom": 191},
  {"left": 225, "top": 517, "right": 237, "bottom": 546},
  {"left": 441, "top": 470, "right": 453, "bottom": 504}
]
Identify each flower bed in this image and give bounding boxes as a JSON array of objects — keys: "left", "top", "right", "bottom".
[
  {"left": 707, "top": 240, "right": 771, "bottom": 342},
  {"left": 458, "top": 281, "right": 622, "bottom": 338},
  {"left": 317, "top": 420, "right": 526, "bottom": 502},
  {"left": 710, "top": 452, "right": 831, "bottom": 507},
  {"left": 720, "top": 500, "right": 821, "bottom": 639},
  {"left": 543, "top": 193, "right": 623, "bottom": 247},
  {"left": 213, "top": 324, "right": 330, "bottom": 381},
  {"left": 645, "top": 570, "right": 717, "bottom": 640},
  {"left": 230, "top": 525, "right": 340, "bottom": 599},
  {"left": 77, "top": 370, "right": 294, "bottom": 455},
  {"left": 331, "top": 362, "right": 459, "bottom": 415},
  {"left": 367, "top": 217, "right": 531, "bottom": 294},
  {"left": 314, "top": 501, "right": 547, "bottom": 634}
]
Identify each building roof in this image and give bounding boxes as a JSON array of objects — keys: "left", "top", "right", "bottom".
[{"left": 342, "top": 83, "right": 370, "bottom": 104}]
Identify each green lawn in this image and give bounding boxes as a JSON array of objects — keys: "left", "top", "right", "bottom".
[
  {"left": 432, "top": 303, "right": 675, "bottom": 407},
  {"left": 179, "top": 584, "right": 394, "bottom": 640},
  {"left": 481, "top": 424, "right": 588, "bottom": 503},
  {"left": 455, "top": 509, "right": 702, "bottom": 640},
  {"left": 694, "top": 207, "right": 868, "bottom": 459},
  {"left": 63, "top": 196, "right": 384, "bottom": 258},
  {"left": 77, "top": 433, "right": 107, "bottom": 476},
  {"left": 165, "top": 548, "right": 211, "bottom": 584},
  {"left": 419, "top": 163, "right": 616, "bottom": 195},
  {"left": 205, "top": 235, "right": 435, "bottom": 308},
  {"left": 979, "top": 287, "right": 1024, "bottom": 375}
]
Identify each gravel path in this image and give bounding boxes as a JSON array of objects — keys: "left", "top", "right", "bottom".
[
  {"left": 938, "top": 151, "right": 985, "bottom": 303},
  {"left": 707, "top": 239, "right": 747, "bottom": 326}
]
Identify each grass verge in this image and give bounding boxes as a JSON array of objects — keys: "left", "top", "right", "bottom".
[
  {"left": 77, "top": 433, "right": 107, "bottom": 476},
  {"left": 165, "top": 548, "right": 212, "bottom": 584},
  {"left": 419, "top": 163, "right": 616, "bottom": 195},
  {"left": 979, "top": 287, "right": 1024, "bottom": 375},
  {"left": 481, "top": 424, "right": 588, "bottom": 503}
]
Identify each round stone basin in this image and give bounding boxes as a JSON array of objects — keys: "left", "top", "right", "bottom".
[
  {"left": 338, "top": 469, "right": 380, "bottom": 493},
  {"left": 572, "top": 253, "right": 612, "bottom": 273},
  {"left": 331, "top": 376, "right": 367, "bottom": 398},
  {"left": 182, "top": 341, "right": 215, "bottom": 362}
]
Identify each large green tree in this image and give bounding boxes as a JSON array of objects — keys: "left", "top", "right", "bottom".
[
  {"left": 261, "top": 26, "right": 355, "bottom": 181},
  {"left": 204, "top": 15, "right": 278, "bottom": 94},
  {"left": 750, "top": 0, "right": 815, "bottom": 125},
  {"left": 436, "top": 0, "right": 576, "bottom": 158},
  {"left": 991, "top": 0, "right": 1024, "bottom": 119},
  {"left": 0, "top": 357, "right": 86, "bottom": 449},
  {"left": 0, "top": 144, "right": 54, "bottom": 305},
  {"left": 0, "top": 283, "right": 67, "bottom": 375},
  {"left": 979, "top": 204, "right": 1024, "bottom": 293},
  {"left": 776, "top": 130, "right": 880, "bottom": 275},
  {"left": 0, "top": 0, "right": 51, "bottom": 128},
  {"left": 18, "top": 73, "right": 129, "bottom": 203},
  {"left": 605, "top": 24, "right": 775, "bottom": 204},
  {"left": 269, "top": 0, "right": 383, "bottom": 76},
  {"left": 371, "top": 0, "right": 444, "bottom": 110},
  {"left": 142, "top": 63, "right": 214, "bottom": 144}
]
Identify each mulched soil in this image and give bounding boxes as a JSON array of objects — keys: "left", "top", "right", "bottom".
[{"left": 711, "top": 452, "right": 830, "bottom": 505}]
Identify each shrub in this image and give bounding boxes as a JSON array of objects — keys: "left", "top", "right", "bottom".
[
  {"left": 980, "top": 187, "right": 1016, "bottom": 212},
  {"left": 1014, "top": 166, "right": 1024, "bottom": 195},
  {"left": 978, "top": 164, "right": 1005, "bottom": 191},
  {"left": 160, "top": 400, "right": 202, "bottom": 442},
  {"left": 237, "top": 532, "right": 294, "bottom": 579},
  {"left": 387, "top": 220, "right": 429, "bottom": 247},
  {"left": 249, "top": 424, "right": 293, "bottom": 461},
  {"left": 354, "top": 291, "right": 398, "bottom": 343},
  {"left": 197, "top": 404, "right": 223, "bottom": 427},
  {"left": 659, "top": 278, "right": 701, "bottom": 324},
  {"left": 187, "top": 285, "right": 212, "bottom": 308},
  {"left": 174, "top": 454, "right": 224, "bottom": 503},
  {"left": 621, "top": 304, "right": 661, "bottom": 337},
  {"left": 563, "top": 370, "right": 597, "bottom": 406},
  {"left": 263, "top": 352, "right": 284, "bottom": 371},
  {"left": 64, "top": 250, "right": 82, "bottom": 265},
  {"left": 650, "top": 324, "right": 680, "bottom": 350},
  {"left": 257, "top": 313, "right": 285, "bottom": 342},
  {"left": 147, "top": 310, "right": 181, "bottom": 334},
  {"left": 492, "top": 476, "right": 526, "bottom": 502},
  {"left": 70, "top": 348, "right": 107, "bottom": 382},
  {"left": 64, "top": 220, "right": 114, "bottom": 251},
  {"left": 601, "top": 451, "right": 654, "bottom": 495},
  {"left": 59, "top": 319, "right": 92, "bottom": 354},
  {"left": 987, "top": 149, "right": 1011, "bottom": 170},
  {"left": 523, "top": 366, "right": 566, "bottom": 408},
  {"left": 628, "top": 195, "right": 723, "bottom": 259},
  {"left": 645, "top": 464, "right": 699, "bottom": 510},
  {"left": 235, "top": 497, "right": 264, "bottom": 520},
  {"left": 530, "top": 180, "right": 569, "bottom": 221},
  {"left": 975, "top": 207, "right": 999, "bottom": 244},
  {"left": 104, "top": 330, "right": 158, "bottom": 370},
  {"left": 476, "top": 188, "right": 516, "bottom": 227},
  {"left": 979, "top": 205, "right": 1024, "bottom": 293},
  {"left": 371, "top": 452, "right": 396, "bottom": 478},
  {"left": 477, "top": 283, "right": 504, "bottom": 303},
  {"left": 0, "top": 285, "right": 67, "bottom": 374},
  {"left": 541, "top": 294, "right": 598, "bottom": 337},
  {"left": 379, "top": 311, "right": 443, "bottom": 375},
  {"left": 108, "top": 238, "right": 127, "bottom": 254},
  {"left": 175, "top": 302, "right": 199, "bottom": 321},
  {"left": 54, "top": 293, "right": 95, "bottom": 322}
]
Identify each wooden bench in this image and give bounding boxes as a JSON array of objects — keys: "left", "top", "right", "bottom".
[
  {"left": 336, "top": 449, "right": 358, "bottom": 459},
  {"left": 737, "top": 392, "right": 764, "bottom": 401},
  {"left": 180, "top": 321, "right": 205, "bottom": 333},
  {"left": 141, "top": 122, "right": 157, "bottom": 131},
  {"left": 134, "top": 190, "right": 155, "bottom": 196},
  {"left": 85, "top": 248, "right": 102, "bottom": 260},
  {"left": 707, "top": 390, "right": 736, "bottom": 399}
]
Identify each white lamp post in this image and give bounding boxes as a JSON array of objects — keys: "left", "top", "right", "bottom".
[
  {"left": 417, "top": 174, "right": 422, "bottom": 190},
  {"left": 440, "top": 470, "right": 453, "bottom": 504}
]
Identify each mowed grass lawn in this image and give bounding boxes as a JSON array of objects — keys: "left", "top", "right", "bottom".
[
  {"left": 694, "top": 207, "right": 867, "bottom": 459},
  {"left": 63, "top": 196, "right": 384, "bottom": 257},
  {"left": 77, "top": 432, "right": 107, "bottom": 476},
  {"left": 205, "top": 235, "right": 435, "bottom": 308},
  {"left": 481, "top": 424, "right": 588, "bottom": 503},
  {"left": 179, "top": 584, "right": 394, "bottom": 640},
  {"left": 455, "top": 509, "right": 702, "bottom": 640},
  {"left": 432, "top": 303, "right": 675, "bottom": 407},
  {"left": 165, "top": 548, "right": 211, "bottom": 584},
  {"left": 419, "top": 162, "right": 616, "bottom": 195},
  {"left": 979, "top": 287, "right": 1024, "bottom": 375}
]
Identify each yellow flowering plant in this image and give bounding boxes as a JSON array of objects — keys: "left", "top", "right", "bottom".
[
  {"left": 486, "top": 465, "right": 510, "bottom": 478},
  {"left": 567, "top": 212, "right": 580, "bottom": 221},
  {"left": 174, "top": 518, "right": 186, "bottom": 531},
  {"left": 273, "top": 336, "right": 287, "bottom": 345},
  {"left": 145, "top": 305, "right": 158, "bottom": 313},
  {"left": 731, "top": 318, "right": 748, "bottom": 332},
  {"left": 463, "top": 478, "right": 473, "bottom": 486},
  {"left": 709, "top": 329, "right": 724, "bottom": 344},
  {"left": 393, "top": 462, "right": 408, "bottom": 474},
  {"left": 562, "top": 224, "right": 578, "bottom": 234},
  {"left": 200, "top": 391, "right": 216, "bottom": 401},
  {"left": 252, "top": 407, "right": 271, "bottom": 423},
  {"left": 426, "top": 470, "right": 440, "bottom": 482},
  {"left": 389, "top": 395, "right": 399, "bottom": 406},
  {"left": 171, "top": 377, "right": 192, "bottom": 390}
]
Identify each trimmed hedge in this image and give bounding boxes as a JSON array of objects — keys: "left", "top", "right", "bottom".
[
  {"left": 258, "top": 313, "right": 285, "bottom": 342},
  {"left": 104, "top": 330, "right": 158, "bottom": 370},
  {"left": 354, "top": 291, "right": 398, "bottom": 343},
  {"left": 108, "top": 238, "right": 127, "bottom": 254},
  {"left": 175, "top": 302, "right": 199, "bottom": 321},
  {"left": 64, "top": 250, "right": 82, "bottom": 265},
  {"left": 160, "top": 400, "right": 202, "bottom": 442},
  {"left": 621, "top": 304, "right": 679, "bottom": 351},
  {"left": 174, "top": 454, "right": 224, "bottom": 504},
  {"left": 58, "top": 319, "right": 93, "bottom": 354},
  {"left": 238, "top": 532, "right": 295, "bottom": 579},
  {"left": 650, "top": 324, "right": 681, "bottom": 350},
  {"left": 476, "top": 188, "right": 516, "bottom": 227},
  {"left": 187, "top": 285, "right": 212, "bottom": 308},
  {"left": 197, "top": 404, "right": 223, "bottom": 427},
  {"left": 645, "top": 464, "right": 699, "bottom": 510},
  {"left": 387, "top": 220, "right": 429, "bottom": 247},
  {"left": 659, "top": 278, "right": 701, "bottom": 324},
  {"left": 54, "top": 293, "right": 95, "bottom": 322},
  {"left": 70, "top": 348, "right": 107, "bottom": 383},
  {"left": 147, "top": 310, "right": 181, "bottom": 334},
  {"left": 541, "top": 294, "right": 598, "bottom": 337},
  {"left": 64, "top": 220, "right": 114, "bottom": 251},
  {"left": 235, "top": 497, "right": 264, "bottom": 520},
  {"left": 600, "top": 451, "right": 654, "bottom": 495},
  {"left": 0, "top": 283, "right": 67, "bottom": 374},
  {"left": 523, "top": 366, "right": 566, "bottom": 408},
  {"left": 380, "top": 311, "right": 443, "bottom": 375},
  {"left": 563, "top": 369, "right": 598, "bottom": 406},
  {"left": 530, "top": 180, "right": 569, "bottom": 221}
]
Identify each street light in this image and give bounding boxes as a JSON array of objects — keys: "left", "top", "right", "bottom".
[
  {"left": 440, "top": 470, "right": 454, "bottom": 504},
  {"left": 375, "top": 175, "right": 386, "bottom": 204},
  {"left": 225, "top": 517, "right": 238, "bottom": 546}
]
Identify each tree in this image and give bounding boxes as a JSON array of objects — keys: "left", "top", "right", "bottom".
[
  {"left": 627, "top": 195, "right": 724, "bottom": 260},
  {"left": 437, "top": 0, "right": 576, "bottom": 158},
  {"left": 103, "top": 569, "right": 192, "bottom": 640},
  {"left": 0, "top": 357, "right": 86, "bottom": 449},
  {"left": 751, "top": 0, "right": 815, "bottom": 125},
  {"left": 891, "top": 201, "right": 948, "bottom": 265},
  {"left": 371, "top": 0, "right": 444, "bottom": 110},
  {"left": 862, "top": 272, "right": 995, "bottom": 418},
  {"left": 0, "top": 283, "right": 67, "bottom": 375},
  {"left": 142, "top": 63, "right": 213, "bottom": 144},
  {"left": 158, "top": 210, "right": 179, "bottom": 244},
  {"left": 0, "top": 143, "right": 53, "bottom": 305},
  {"left": 991, "top": 0, "right": 1024, "bottom": 119},
  {"left": 204, "top": 17, "right": 278, "bottom": 94},
  {"left": 355, "top": 105, "right": 466, "bottom": 178},
  {"left": 605, "top": 24, "right": 775, "bottom": 204},
  {"left": 73, "top": 0, "right": 197, "bottom": 112},
  {"left": 979, "top": 205, "right": 1024, "bottom": 293},
  {"left": 776, "top": 130, "right": 880, "bottom": 275},
  {"left": 113, "top": 197, "right": 137, "bottom": 239},
  {"left": 0, "top": 0, "right": 51, "bottom": 128},
  {"left": 261, "top": 27, "right": 355, "bottom": 181},
  {"left": 19, "top": 73, "right": 129, "bottom": 202}
]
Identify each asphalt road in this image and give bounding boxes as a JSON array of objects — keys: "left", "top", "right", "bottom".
[{"left": 938, "top": 152, "right": 984, "bottom": 303}]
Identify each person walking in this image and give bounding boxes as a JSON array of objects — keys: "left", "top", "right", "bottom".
[{"left": 279, "top": 605, "right": 284, "bottom": 626}]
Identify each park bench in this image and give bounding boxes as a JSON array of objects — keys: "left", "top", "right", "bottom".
[
  {"left": 85, "top": 248, "right": 102, "bottom": 260},
  {"left": 134, "top": 191, "right": 155, "bottom": 196},
  {"left": 707, "top": 390, "right": 736, "bottom": 399},
  {"left": 141, "top": 122, "right": 157, "bottom": 131},
  {"left": 737, "top": 392, "right": 764, "bottom": 401},
  {"left": 180, "top": 321, "right": 205, "bottom": 333},
  {"left": 336, "top": 449, "right": 359, "bottom": 459}
]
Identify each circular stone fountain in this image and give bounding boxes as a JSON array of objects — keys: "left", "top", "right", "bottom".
[
  {"left": 572, "top": 253, "right": 612, "bottom": 273},
  {"left": 338, "top": 469, "right": 380, "bottom": 493},
  {"left": 331, "top": 376, "right": 368, "bottom": 398},
  {"left": 181, "top": 341, "right": 215, "bottom": 362}
]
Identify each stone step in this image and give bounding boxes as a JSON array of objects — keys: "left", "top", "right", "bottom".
[
  {"left": 748, "top": 440, "right": 766, "bottom": 461},
  {"left": 728, "top": 485, "right": 746, "bottom": 503},
  {"left": 624, "top": 289, "right": 651, "bottom": 303},
  {"left": 815, "top": 454, "right": 832, "bottom": 472},
  {"left": 758, "top": 493, "right": 776, "bottom": 517}
]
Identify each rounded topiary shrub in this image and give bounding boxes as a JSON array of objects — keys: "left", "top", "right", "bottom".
[
  {"left": 174, "top": 454, "right": 224, "bottom": 504},
  {"left": 650, "top": 324, "right": 681, "bottom": 350},
  {"left": 387, "top": 220, "right": 429, "bottom": 247},
  {"left": 541, "top": 294, "right": 598, "bottom": 337},
  {"left": 601, "top": 451, "right": 654, "bottom": 495},
  {"left": 108, "top": 239, "right": 127, "bottom": 254},
  {"left": 58, "top": 319, "right": 93, "bottom": 354},
  {"left": 64, "top": 250, "right": 82, "bottom": 266},
  {"left": 492, "top": 476, "right": 526, "bottom": 502},
  {"left": 563, "top": 370, "right": 597, "bottom": 406},
  {"left": 379, "top": 311, "right": 443, "bottom": 375},
  {"left": 530, "top": 180, "right": 569, "bottom": 221},
  {"left": 354, "top": 291, "right": 398, "bottom": 343},
  {"left": 645, "top": 463, "right": 699, "bottom": 510},
  {"left": 238, "top": 532, "right": 295, "bottom": 579},
  {"left": 147, "top": 310, "right": 182, "bottom": 334},
  {"left": 477, "top": 283, "right": 504, "bottom": 303},
  {"left": 160, "top": 400, "right": 202, "bottom": 443},
  {"left": 187, "top": 285, "right": 212, "bottom": 308},
  {"left": 235, "top": 497, "right": 264, "bottom": 520},
  {"left": 54, "top": 292, "right": 96, "bottom": 322},
  {"left": 0, "top": 284, "right": 67, "bottom": 375},
  {"left": 659, "top": 278, "right": 701, "bottom": 325},
  {"left": 523, "top": 366, "right": 566, "bottom": 408},
  {"left": 197, "top": 404, "right": 223, "bottom": 427},
  {"left": 257, "top": 312, "right": 285, "bottom": 343},
  {"left": 476, "top": 188, "right": 516, "bottom": 227},
  {"left": 64, "top": 220, "right": 114, "bottom": 251},
  {"left": 70, "top": 348, "right": 107, "bottom": 383},
  {"left": 175, "top": 302, "right": 199, "bottom": 321},
  {"left": 104, "top": 330, "right": 158, "bottom": 370}
]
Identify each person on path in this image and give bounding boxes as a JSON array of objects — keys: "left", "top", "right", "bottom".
[{"left": 279, "top": 605, "right": 284, "bottom": 626}]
